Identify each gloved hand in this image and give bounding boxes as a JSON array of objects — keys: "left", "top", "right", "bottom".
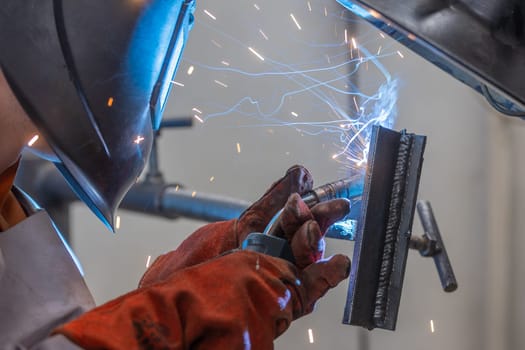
[
  {"left": 56, "top": 166, "right": 351, "bottom": 350},
  {"left": 139, "top": 165, "right": 315, "bottom": 287}
]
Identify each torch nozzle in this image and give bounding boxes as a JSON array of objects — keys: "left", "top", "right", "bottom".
[
  {"left": 301, "top": 175, "right": 364, "bottom": 207},
  {"left": 263, "top": 174, "right": 363, "bottom": 236}
]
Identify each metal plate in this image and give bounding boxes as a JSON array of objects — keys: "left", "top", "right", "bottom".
[{"left": 343, "top": 126, "right": 426, "bottom": 330}]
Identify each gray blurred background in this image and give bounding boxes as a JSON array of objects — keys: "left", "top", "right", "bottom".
[{"left": 66, "top": 1, "right": 525, "bottom": 349}]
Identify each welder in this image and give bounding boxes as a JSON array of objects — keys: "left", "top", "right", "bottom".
[{"left": 0, "top": 1, "right": 351, "bottom": 349}]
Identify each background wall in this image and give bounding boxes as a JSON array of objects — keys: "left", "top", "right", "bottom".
[{"left": 69, "top": 1, "right": 524, "bottom": 349}]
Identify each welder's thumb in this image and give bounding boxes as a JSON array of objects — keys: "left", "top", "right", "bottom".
[
  {"left": 297, "top": 254, "right": 351, "bottom": 316},
  {"left": 236, "top": 165, "right": 313, "bottom": 240}
]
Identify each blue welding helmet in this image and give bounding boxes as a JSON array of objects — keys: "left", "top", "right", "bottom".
[
  {"left": 0, "top": 0, "right": 195, "bottom": 230},
  {"left": 337, "top": 0, "right": 525, "bottom": 116}
]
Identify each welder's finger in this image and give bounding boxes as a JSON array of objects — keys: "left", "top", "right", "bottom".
[
  {"left": 277, "top": 193, "right": 314, "bottom": 241},
  {"left": 299, "top": 254, "right": 351, "bottom": 315},
  {"left": 290, "top": 220, "right": 325, "bottom": 269},
  {"left": 238, "top": 165, "right": 313, "bottom": 237},
  {"left": 278, "top": 196, "right": 350, "bottom": 242},
  {"left": 310, "top": 198, "right": 351, "bottom": 233}
]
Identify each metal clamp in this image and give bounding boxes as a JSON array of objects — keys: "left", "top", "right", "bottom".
[{"left": 409, "top": 200, "right": 458, "bottom": 292}]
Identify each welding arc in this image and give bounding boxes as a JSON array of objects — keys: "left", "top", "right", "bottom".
[{"left": 373, "top": 133, "right": 412, "bottom": 324}]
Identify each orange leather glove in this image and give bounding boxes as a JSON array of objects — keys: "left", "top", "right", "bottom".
[
  {"left": 140, "top": 165, "right": 315, "bottom": 285},
  {"left": 56, "top": 166, "right": 351, "bottom": 350}
]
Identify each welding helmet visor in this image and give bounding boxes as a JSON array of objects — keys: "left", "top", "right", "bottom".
[{"left": 0, "top": 0, "right": 195, "bottom": 230}]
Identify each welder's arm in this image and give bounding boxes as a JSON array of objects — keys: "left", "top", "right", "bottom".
[
  {"left": 56, "top": 251, "right": 349, "bottom": 349},
  {"left": 55, "top": 166, "right": 351, "bottom": 349}
]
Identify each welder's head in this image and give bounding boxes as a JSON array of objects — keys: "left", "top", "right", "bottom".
[{"left": 0, "top": 0, "right": 196, "bottom": 230}]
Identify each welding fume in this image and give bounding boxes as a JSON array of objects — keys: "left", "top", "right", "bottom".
[{"left": 0, "top": 0, "right": 522, "bottom": 349}]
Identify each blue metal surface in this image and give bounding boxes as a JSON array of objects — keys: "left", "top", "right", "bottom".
[{"left": 337, "top": 0, "right": 525, "bottom": 115}]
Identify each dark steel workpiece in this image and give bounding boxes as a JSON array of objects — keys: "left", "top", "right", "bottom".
[{"left": 343, "top": 126, "right": 426, "bottom": 331}]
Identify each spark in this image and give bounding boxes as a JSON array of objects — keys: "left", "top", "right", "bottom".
[
  {"left": 290, "top": 13, "right": 302, "bottom": 30},
  {"left": 27, "top": 134, "right": 39, "bottom": 147},
  {"left": 115, "top": 215, "right": 121, "bottom": 230},
  {"left": 379, "top": 32, "right": 385, "bottom": 38},
  {"left": 356, "top": 146, "right": 369, "bottom": 166},
  {"left": 408, "top": 33, "right": 417, "bottom": 41},
  {"left": 308, "top": 328, "right": 314, "bottom": 343},
  {"left": 259, "top": 29, "right": 269, "bottom": 40},
  {"left": 397, "top": 50, "right": 405, "bottom": 58},
  {"left": 187, "top": 65, "right": 195, "bottom": 75},
  {"left": 214, "top": 80, "right": 229, "bottom": 88},
  {"left": 203, "top": 9, "right": 216, "bottom": 20},
  {"left": 192, "top": 107, "right": 202, "bottom": 114},
  {"left": 191, "top": 191, "right": 197, "bottom": 197},
  {"left": 181, "top": 5, "right": 399, "bottom": 178},
  {"left": 248, "top": 47, "right": 265, "bottom": 61},
  {"left": 254, "top": 3, "right": 260, "bottom": 10},
  {"left": 430, "top": 320, "right": 435, "bottom": 333},
  {"left": 209, "top": 176, "right": 215, "bottom": 182},
  {"left": 211, "top": 39, "right": 222, "bottom": 48},
  {"left": 107, "top": 97, "right": 114, "bottom": 107},
  {"left": 175, "top": 185, "right": 180, "bottom": 191},
  {"left": 146, "top": 255, "right": 152, "bottom": 268},
  {"left": 171, "top": 80, "right": 184, "bottom": 87},
  {"left": 134, "top": 135, "right": 145, "bottom": 144},
  {"left": 369, "top": 9, "right": 381, "bottom": 18},
  {"left": 351, "top": 37, "right": 357, "bottom": 49},
  {"left": 353, "top": 96, "right": 359, "bottom": 112},
  {"left": 194, "top": 114, "right": 204, "bottom": 123}
]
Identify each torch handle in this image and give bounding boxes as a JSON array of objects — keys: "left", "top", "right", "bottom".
[{"left": 263, "top": 176, "right": 362, "bottom": 236}]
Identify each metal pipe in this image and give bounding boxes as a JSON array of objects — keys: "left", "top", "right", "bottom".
[
  {"left": 17, "top": 158, "right": 251, "bottom": 223},
  {"left": 122, "top": 182, "right": 250, "bottom": 222}
]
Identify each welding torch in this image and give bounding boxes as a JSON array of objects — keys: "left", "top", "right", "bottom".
[
  {"left": 241, "top": 176, "right": 457, "bottom": 294},
  {"left": 242, "top": 175, "right": 363, "bottom": 262}
]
